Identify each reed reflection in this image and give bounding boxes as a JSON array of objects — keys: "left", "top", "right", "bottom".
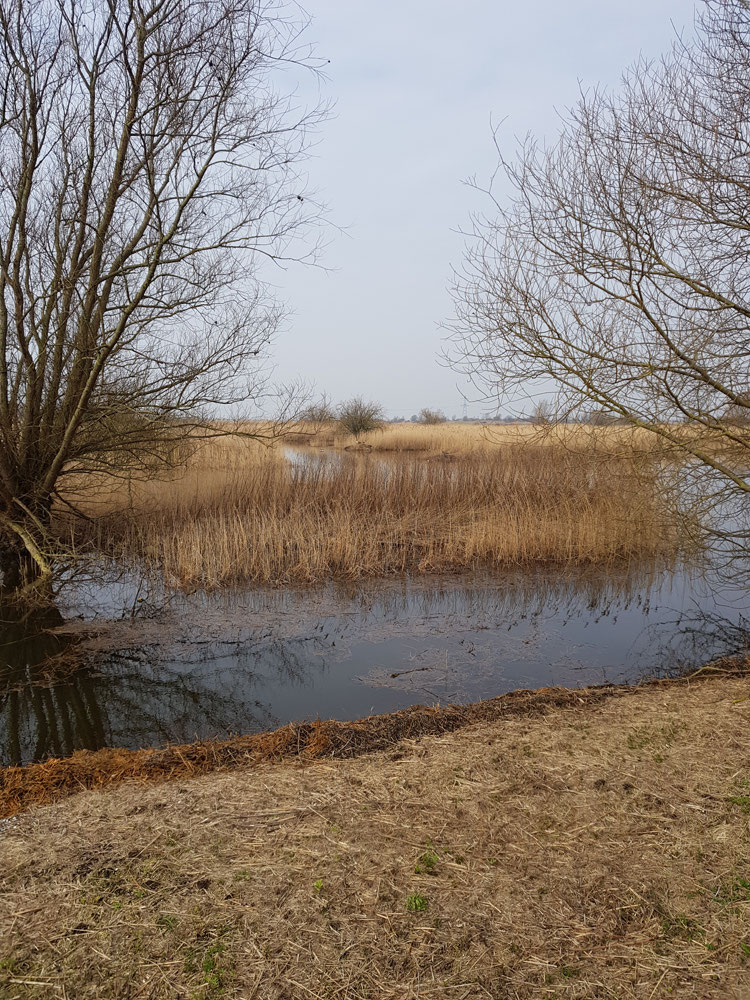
[{"left": 1, "top": 561, "right": 747, "bottom": 767}]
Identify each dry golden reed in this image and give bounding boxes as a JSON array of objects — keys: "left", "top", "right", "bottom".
[
  {"left": 61, "top": 426, "right": 677, "bottom": 589},
  {"left": 280, "top": 419, "right": 664, "bottom": 457}
]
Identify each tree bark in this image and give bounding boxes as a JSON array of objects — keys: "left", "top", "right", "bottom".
[{"left": 0, "top": 529, "right": 42, "bottom": 590}]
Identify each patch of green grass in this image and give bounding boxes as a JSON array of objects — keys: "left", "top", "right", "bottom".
[
  {"left": 715, "top": 874, "right": 750, "bottom": 905},
  {"left": 659, "top": 911, "right": 705, "bottom": 942},
  {"left": 546, "top": 965, "right": 579, "bottom": 981},
  {"left": 202, "top": 943, "right": 224, "bottom": 977},
  {"left": 183, "top": 927, "right": 234, "bottom": 999},
  {"left": 195, "top": 942, "right": 232, "bottom": 999},
  {"left": 415, "top": 848, "right": 439, "bottom": 875},
  {"left": 727, "top": 796, "right": 750, "bottom": 815},
  {"left": 627, "top": 728, "right": 651, "bottom": 750},
  {"left": 627, "top": 721, "right": 684, "bottom": 752},
  {"left": 406, "top": 893, "right": 429, "bottom": 912},
  {"left": 157, "top": 914, "right": 178, "bottom": 931},
  {"left": 313, "top": 879, "right": 324, "bottom": 894}
]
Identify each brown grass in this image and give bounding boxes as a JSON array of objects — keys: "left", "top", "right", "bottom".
[
  {"left": 287, "top": 417, "right": 750, "bottom": 459},
  {"left": 0, "top": 683, "right": 635, "bottom": 819},
  {"left": 295, "top": 419, "right": 665, "bottom": 457},
  {"left": 59, "top": 431, "right": 677, "bottom": 589},
  {"left": 2, "top": 668, "right": 749, "bottom": 998}
]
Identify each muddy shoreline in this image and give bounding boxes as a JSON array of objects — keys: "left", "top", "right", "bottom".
[{"left": 2, "top": 656, "right": 747, "bottom": 819}]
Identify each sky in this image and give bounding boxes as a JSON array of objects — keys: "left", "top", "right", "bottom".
[{"left": 265, "top": 0, "right": 698, "bottom": 419}]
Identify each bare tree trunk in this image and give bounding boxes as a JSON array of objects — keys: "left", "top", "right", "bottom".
[
  {"left": 0, "top": 533, "right": 35, "bottom": 590},
  {"left": 0, "top": 494, "right": 53, "bottom": 589}
]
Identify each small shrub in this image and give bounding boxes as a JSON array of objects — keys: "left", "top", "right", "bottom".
[
  {"left": 415, "top": 848, "right": 438, "bottom": 874},
  {"left": 337, "top": 397, "right": 384, "bottom": 437},
  {"left": 301, "top": 394, "right": 336, "bottom": 425},
  {"left": 417, "top": 408, "right": 446, "bottom": 424}
]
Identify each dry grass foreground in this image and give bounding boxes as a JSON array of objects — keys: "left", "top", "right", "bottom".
[{"left": 2, "top": 672, "right": 750, "bottom": 999}]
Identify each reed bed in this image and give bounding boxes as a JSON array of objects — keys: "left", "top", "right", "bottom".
[
  {"left": 278, "top": 419, "right": 664, "bottom": 457},
  {"left": 62, "top": 439, "right": 677, "bottom": 590}
]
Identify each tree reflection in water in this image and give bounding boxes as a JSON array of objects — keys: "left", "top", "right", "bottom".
[
  {"left": 0, "top": 601, "right": 104, "bottom": 765},
  {"left": 0, "top": 600, "right": 286, "bottom": 767},
  {"left": 1, "top": 562, "right": 748, "bottom": 767}
]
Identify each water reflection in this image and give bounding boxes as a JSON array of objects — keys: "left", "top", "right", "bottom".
[
  {"left": 0, "top": 602, "right": 105, "bottom": 765},
  {"left": 1, "top": 564, "right": 748, "bottom": 766}
]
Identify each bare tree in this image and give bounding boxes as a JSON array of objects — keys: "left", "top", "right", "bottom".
[
  {"left": 300, "top": 392, "right": 336, "bottom": 427},
  {"left": 0, "top": 0, "right": 323, "bottom": 589},
  {"left": 451, "top": 0, "right": 750, "bottom": 553},
  {"left": 530, "top": 400, "right": 557, "bottom": 427},
  {"left": 417, "top": 408, "right": 447, "bottom": 425}
]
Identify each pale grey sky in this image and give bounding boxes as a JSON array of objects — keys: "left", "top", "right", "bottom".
[{"left": 267, "top": 0, "right": 697, "bottom": 418}]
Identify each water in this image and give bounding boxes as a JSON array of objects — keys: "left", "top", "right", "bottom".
[{"left": 1, "top": 561, "right": 747, "bottom": 766}]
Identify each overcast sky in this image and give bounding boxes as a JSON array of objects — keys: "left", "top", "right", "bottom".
[{"left": 266, "top": 0, "right": 698, "bottom": 419}]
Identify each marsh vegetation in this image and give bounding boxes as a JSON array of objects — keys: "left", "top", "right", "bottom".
[
  {"left": 49, "top": 422, "right": 683, "bottom": 591},
  {"left": 2, "top": 418, "right": 745, "bottom": 770}
]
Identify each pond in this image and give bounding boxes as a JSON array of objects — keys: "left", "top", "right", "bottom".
[{"left": 1, "top": 559, "right": 747, "bottom": 766}]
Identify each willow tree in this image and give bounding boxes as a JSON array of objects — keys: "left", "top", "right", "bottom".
[
  {"left": 0, "top": 0, "right": 320, "bottom": 589},
  {"left": 451, "top": 0, "right": 750, "bottom": 555}
]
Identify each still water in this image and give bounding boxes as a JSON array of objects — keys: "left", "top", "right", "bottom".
[{"left": 1, "top": 562, "right": 747, "bottom": 766}]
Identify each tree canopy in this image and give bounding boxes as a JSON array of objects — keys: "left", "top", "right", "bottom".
[{"left": 0, "top": 0, "right": 321, "bottom": 587}]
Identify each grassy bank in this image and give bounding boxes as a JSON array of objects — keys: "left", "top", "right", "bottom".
[
  {"left": 59, "top": 427, "right": 678, "bottom": 589},
  {"left": 2, "top": 669, "right": 749, "bottom": 998}
]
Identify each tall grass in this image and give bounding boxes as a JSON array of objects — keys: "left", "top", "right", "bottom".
[
  {"left": 62, "top": 438, "right": 678, "bottom": 590},
  {"left": 280, "top": 420, "right": 665, "bottom": 457}
]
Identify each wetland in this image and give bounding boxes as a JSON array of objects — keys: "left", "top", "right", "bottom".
[{"left": 1, "top": 424, "right": 748, "bottom": 768}]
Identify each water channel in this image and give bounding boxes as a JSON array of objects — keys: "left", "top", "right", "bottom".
[{"left": 1, "top": 558, "right": 747, "bottom": 767}]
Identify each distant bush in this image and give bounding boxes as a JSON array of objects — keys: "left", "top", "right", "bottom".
[
  {"left": 531, "top": 400, "right": 557, "bottom": 426},
  {"left": 338, "top": 397, "right": 385, "bottom": 437},
  {"left": 585, "top": 409, "right": 630, "bottom": 427},
  {"left": 300, "top": 394, "right": 336, "bottom": 425},
  {"left": 417, "top": 408, "right": 446, "bottom": 425}
]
